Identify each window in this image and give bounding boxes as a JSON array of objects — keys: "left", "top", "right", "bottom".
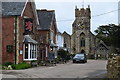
[
  {"left": 24, "top": 43, "right": 37, "bottom": 60},
  {"left": 25, "top": 44, "right": 28, "bottom": 59},
  {"left": 50, "top": 31, "right": 54, "bottom": 43},
  {"left": 80, "top": 38, "right": 85, "bottom": 47},
  {"left": 6, "top": 45, "right": 13, "bottom": 53},
  {"left": 64, "top": 43, "right": 67, "bottom": 48}
]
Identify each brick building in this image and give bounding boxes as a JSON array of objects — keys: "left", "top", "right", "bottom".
[
  {"left": 36, "top": 9, "right": 57, "bottom": 61},
  {"left": 2, "top": 0, "right": 39, "bottom": 64}
]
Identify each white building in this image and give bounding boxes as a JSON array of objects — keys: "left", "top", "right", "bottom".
[{"left": 56, "top": 31, "right": 64, "bottom": 50}]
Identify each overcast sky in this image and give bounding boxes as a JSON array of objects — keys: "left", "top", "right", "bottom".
[{"left": 35, "top": 0, "right": 119, "bottom": 35}]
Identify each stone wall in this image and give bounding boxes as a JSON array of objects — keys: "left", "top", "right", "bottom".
[{"left": 107, "top": 56, "right": 120, "bottom": 78}]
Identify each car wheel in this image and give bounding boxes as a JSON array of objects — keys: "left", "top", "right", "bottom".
[{"left": 73, "top": 61, "right": 75, "bottom": 63}]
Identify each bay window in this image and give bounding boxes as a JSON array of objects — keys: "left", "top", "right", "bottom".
[{"left": 24, "top": 43, "right": 37, "bottom": 60}]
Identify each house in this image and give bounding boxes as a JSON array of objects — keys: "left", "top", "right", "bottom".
[
  {"left": 2, "top": 0, "right": 39, "bottom": 64},
  {"left": 36, "top": 9, "right": 57, "bottom": 61}
]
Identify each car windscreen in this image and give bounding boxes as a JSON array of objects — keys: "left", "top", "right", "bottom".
[{"left": 74, "top": 54, "right": 84, "bottom": 58}]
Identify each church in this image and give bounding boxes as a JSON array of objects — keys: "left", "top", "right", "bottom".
[{"left": 70, "top": 6, "right": 109, "bottom": 59}]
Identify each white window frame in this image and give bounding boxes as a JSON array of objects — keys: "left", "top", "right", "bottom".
[{"left": 23, "top": 43, "right": 37, "bottom": 61}]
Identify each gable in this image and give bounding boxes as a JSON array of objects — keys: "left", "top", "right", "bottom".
[
  {"left": 37, "top": 10, "right": 55, "bottom": 30},
  {"left": 96, "top": 41, "right": 109, "bottom": 50}
]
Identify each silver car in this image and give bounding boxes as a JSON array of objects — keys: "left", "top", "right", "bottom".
[{"left": 73, "top": 53, "right": 87, "bottom": 63}]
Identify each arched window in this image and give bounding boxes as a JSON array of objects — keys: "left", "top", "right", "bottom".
[
  {"left": 80, "top": 32, "right": 85, "bottom": 47},
  {"left": 80, "top": 38, "right": 85, "bottom": 47}
]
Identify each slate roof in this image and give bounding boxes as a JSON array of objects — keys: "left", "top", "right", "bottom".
[
  {"left": 2, "top": 2, "right": 26, "bottom": 16},
  {"left": 37, "top": 10, "right": 55, "bottom": 30},
  {"left": 23, "top": 35, "right": 38, "bottom": 44},
  {"left": 95, "top": 40, "right": 109, "bottom": 50}
]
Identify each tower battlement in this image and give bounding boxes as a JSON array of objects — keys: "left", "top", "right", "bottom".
[{"left": 75, "top": 6, "right": 91, "bottom": 18}]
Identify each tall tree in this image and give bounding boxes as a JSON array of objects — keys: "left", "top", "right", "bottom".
[{"left": 95, "top": 24, "right": 120, "bottom": 53}]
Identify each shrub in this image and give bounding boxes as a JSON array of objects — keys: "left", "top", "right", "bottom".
[
  {"left": 12, "top": 62, "right": 31, "bottom": 70},
  {"left": 57, "top": 49, "right": 70, "bottom": 60},
  {"left": 116, "top": 56, "right": 120, "bottom": 62},
  {"left": 31, "top": 60, "right": 38, "bottom": 67},
  {"left": 3, "top": 62, "right": 13, "bottom": 67},
  {"left": 0, "top": 64, "right": 2, "bottom": 69}
]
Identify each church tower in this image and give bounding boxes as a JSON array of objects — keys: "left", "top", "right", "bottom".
[
  {"left": 71, "top": 5, "right": 91, "bottom": 55},
  {"left": 73, "top": 5, "right": 91, "bottom": 33}
]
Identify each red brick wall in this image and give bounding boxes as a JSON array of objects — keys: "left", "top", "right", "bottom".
[
  {"left": 36, "top": 30, "right": 48, "bottom": 60},
  {"left": 2, "top": 17, "right": 15, "bottom": 63}
]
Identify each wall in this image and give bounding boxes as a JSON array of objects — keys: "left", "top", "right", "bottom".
[
  {"left": 107, "top": 56, "right": 120, "bottom": 78},
  {"left": 56, "top": 32, "right": 64, "bottom": 50},
  {"left": 2, "top": 17, "right": 15, "bottom": 63},
  {"left": 36, "top": 30, "right": 48, "bottom": 61}
]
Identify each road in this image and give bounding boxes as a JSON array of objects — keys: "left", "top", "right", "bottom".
[{"left": 1, "top": 60, "right": 107, "bottom": 78}]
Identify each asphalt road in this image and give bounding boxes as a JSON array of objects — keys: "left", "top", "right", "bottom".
[{"left": 1, "top": 60, "right": 107, "bottom": 78}]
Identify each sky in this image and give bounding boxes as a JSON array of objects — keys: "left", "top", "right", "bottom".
[{"left": 35, "top": 0, "right": 119, "bottom": 35}]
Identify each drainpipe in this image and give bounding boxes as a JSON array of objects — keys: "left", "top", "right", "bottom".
[{"left": 14, "top": 16, "right": 19, "bottom": 64}]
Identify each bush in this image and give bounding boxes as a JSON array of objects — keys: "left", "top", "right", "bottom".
[
  {"left": 57, "top": 49, "right": 70, "bottom": 60},
  {"left": 3, "top": 62, "right": 13, "bottom": 67},
  {"left": 0, "top": 64, "right": 2, "bottom": 69},
  {"left": 31, "top": 60, "right": 38, "bottom": 67},
  {"left": 12, "top": 62, "right": 31, "bottom": 70},
  {"left": 116, "top": 56, "right": 120, "bottom": 62}
]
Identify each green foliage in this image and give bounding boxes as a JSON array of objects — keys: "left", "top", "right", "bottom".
[
  {"left": 70, "top": 54, "right": 76, "bottom": 58},
  {"left": 3, "top": 62, "right": 13, "bottom": 67},
  {"left": 57, "top": 49, "right": 70, "bottom": 60},
  {"left": 95, "top": 24, "right": 120, "bottom": 48},
  {"left": 12, "top": 62, "right": 31, "bottom": 70},
  {"left": 0, "top": 64, "right": 2, "bottom": 69},
  {"left": 117, "top": 57, "right": 120, "bottom": 62}
]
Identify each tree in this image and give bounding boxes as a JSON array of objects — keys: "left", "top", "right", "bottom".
[
  {"left": 57, "top": 49, "right": 70, "bottom": 60},
  {"left": 95, "top": 24, "right": 120, "bottom": 53}
]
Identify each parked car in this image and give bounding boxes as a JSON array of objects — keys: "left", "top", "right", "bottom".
[{"left": 73, "top": 53, "right": 87, "bottom": 63}]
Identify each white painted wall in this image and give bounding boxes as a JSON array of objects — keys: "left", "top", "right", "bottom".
[{"left": 56, "top": 32, "right": 64, "bottom": 50}]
